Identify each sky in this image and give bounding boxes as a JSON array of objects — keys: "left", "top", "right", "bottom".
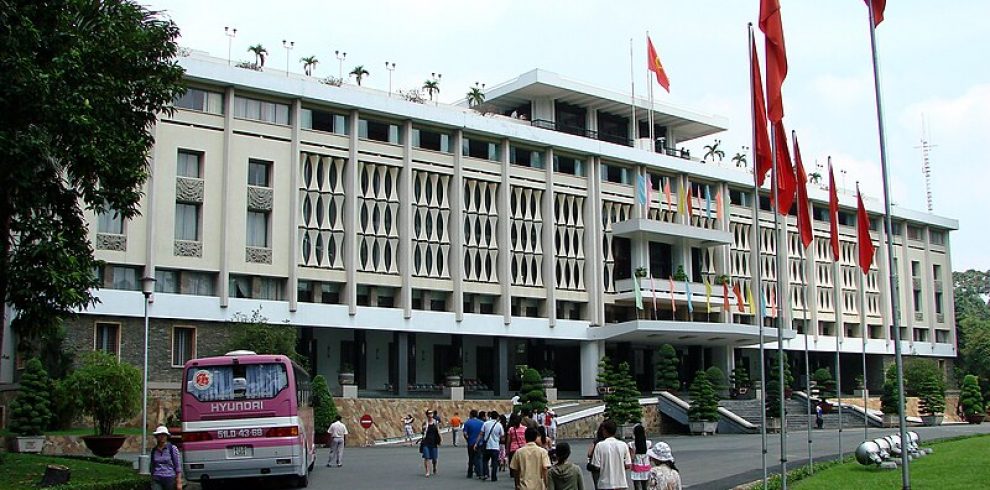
[{"left": 145, "top": 0, "right": 990, "bottom": 272}]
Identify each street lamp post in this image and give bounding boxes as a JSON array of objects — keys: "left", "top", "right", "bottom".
[
  {"left": 224, "top": 26, "right": 237, "bottom": 66},
  {"left": 138, "top": 276, "right": 156, "bottom": 474},
  {"left": 283, "top": 40, "right": 294, "bottom": 77},
  {"left": 385, "top": 61, "right": 396, "bottom": 96},
  {"left": 335, "top": 50, "right": 347, "bottom": 79},
  {"left": 430, "top": 72, "right": 442, "bottom": 106}
]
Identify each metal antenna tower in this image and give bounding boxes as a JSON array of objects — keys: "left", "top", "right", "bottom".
[{"left": 915, "top": 115, "right": 937, "bottom": 212}]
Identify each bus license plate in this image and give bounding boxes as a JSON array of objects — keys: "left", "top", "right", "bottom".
[{"left": 229, "top": 445, "right": 252, "bottom": 458}]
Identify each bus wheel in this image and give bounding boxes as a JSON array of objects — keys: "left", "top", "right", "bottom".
[{"left": 296, "top": 471, "right": 309, "bottom": 488}]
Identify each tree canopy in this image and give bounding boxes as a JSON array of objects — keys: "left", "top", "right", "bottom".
[{"left": 0, "top": 0, "right": 185, "bottom": 376}]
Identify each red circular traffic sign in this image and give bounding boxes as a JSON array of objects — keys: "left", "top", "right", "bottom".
[{"left": 359, "top": 414, "right": 373, "bottom": 429}]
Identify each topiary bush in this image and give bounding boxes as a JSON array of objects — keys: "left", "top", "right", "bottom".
[
  {"left": 731, "top": 365, "right": 751, "bottom": 397},
  {"left": 9, "top": 358, "right": 53, "bottom": 436},
  {"left": 705, "top": 366, "right": 726, "bottom": 398},
  {"left": 311, "top": 375, "right": 337, "bottom": 435},
  {"left": 918, "top": 374, "right": 946, "bottom": 415},
  {"left": 604, "top": 361, "right": 642, "bottom": 424},
  {"left": 880, "top": 364, "right": 901, "bottom": 415},
  {"left": 959, "top": 374, "right": 985, "bottom": 418},
  {"left": 765, "top": 352, "right": 794, "bottom": 420},
  {"left": 597, "top": 356, "right": 615, "bottom": 395},
  {"left": 688, "top": 371, "right": 719, "bottom": 422},
  {"left": 812, "top": 367, "right": 835, "bottom": 398},
  {"left": 519, "top": 368, "right": 548, "bottom": 413},
  {"left": 655, "top": 344, "right": 680, "bottom": 392},
  {"left": 64, "top": 351, "right": 142, "bottom": 436}
]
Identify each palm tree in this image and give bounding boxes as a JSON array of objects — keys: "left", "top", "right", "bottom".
[
  {"left": 300, "top": 55, "right": 318, "bottom": 76},
  {"left": 422, "top": 79, "right": 440, "bottom": 101},
  {"left": 466, "top": 87, "right": 485, "bottom": 108},
  {"left": 247, "top": 44, "right": 268, "bottom": 67},
  {"left": 703, "top": 139, "right": 725, "bottom": 163},
  {"left": 731, "top": 152, "right": 747, "bottom": 168},
  {"left": 349, "top": 65, "right": 369, "bottom": 86},
  {"left": 808, "top": 172, "right": 823, "bottom": 184}
]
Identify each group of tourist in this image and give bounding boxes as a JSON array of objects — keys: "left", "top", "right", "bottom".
[{"left": 585, "top": 420, "right": 681, "bottom": 490}]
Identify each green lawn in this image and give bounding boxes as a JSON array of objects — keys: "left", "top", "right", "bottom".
[
  {"left": 0, "top": 453, "right": 145, "bottom": 490},
  {"left": 792, "top": 435, "right": 990, "bottom": 489}
]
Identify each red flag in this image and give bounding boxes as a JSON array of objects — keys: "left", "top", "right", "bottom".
[
  {"left": 856, "top": 186, "right": 875, "bottom": 274},
  {"left": 760, "top": 0, "right": 788, "bottom": 122},
  {"left": 723, "top": 282, "right": 731, "bottom": 312},
  {"left": 750, "top": 36, "right": 772, "bottom": 187},
  {"left": 866, "top": 0, "right": 885, "bottom": 26},
  {"left": 792, "top": 133, "right": 813, "bottom": 249},
  {"left": 828, "top": 162, "right": 840, "bottom": 261},
  {"left": 647, "top": 36, "right": 671, "bottom": 92},
  {"left": 733, "top": 282, "right": 746, "bottom": 313},
  {"left": 771, "top": 121, "right": 796, "bottom": 215}
]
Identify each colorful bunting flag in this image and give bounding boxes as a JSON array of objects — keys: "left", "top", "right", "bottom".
[
  {"left": 716, "top": 188, "right": 724, "bottom": 223},
  {"left": 669, "top": 277, "right": 677, "bottom": 313},
  {"left": 634, "top": 275, "right": 644, "bottom": 310},
  {"left": 746, "top": 283, "right": 756, "bottom": 315},
  {"left": 734, "top": 282, "right": 745, "bottom": 313},
  {"left": 705, "top": 185, "right": 712, "bottom": 220},
  {"left": 664, "top": 177, "right": 673, "bottom": 213},
  {"left": 723, "top": 282, "right": 731, "bottom": 313},
  {"left": 685, "top": 279, "right": 694, "bottom": 315},
  {"left": 704, "top": 277, "right": 713, "bottom": 314}
]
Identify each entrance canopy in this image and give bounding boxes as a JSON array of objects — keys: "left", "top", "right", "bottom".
[{"left": 589, "top": 320, "right": 795, "bottom": 347}]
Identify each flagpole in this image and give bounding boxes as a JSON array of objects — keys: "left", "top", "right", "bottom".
[
  {"left": 829, "top": 164, "right": 844, "bottom": 461},
  {"left": 630, "top": 37, "right": 638, "bottom": 143},
  {"left": 793, "top": 130, "right": 813, "bottom": 473},
  {"left": 647, "top": 37, "right": 655, "bottom": 153},
  {"left": 747, "top": 24, "right": 769, "bottom": 489},
  {"left": 770, "top": 115, "right": 788, "bottom": 490},
  {"left": 860, "top": 241, "right": 870, "bottom": 441},
  {"left": 867, "top": 7, "right": 911, "bottom": 487}
]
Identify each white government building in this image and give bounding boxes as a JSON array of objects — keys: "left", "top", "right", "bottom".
[{"left": 1, "top": 50, "right": 957, "bottom": 400}]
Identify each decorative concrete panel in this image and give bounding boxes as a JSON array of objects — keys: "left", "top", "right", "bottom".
[
  {"left": 299, "top": 153, "right": 346, "bottom": 269},
  {"left": 174, "top": 239, "right": 202, "bottom": 257},
  {"left": 96, "top": 233, "right": 127, "bottom": 252},
  {"left": 248, "top": 185, "right": 274, "bottom": 211},
  {"left": 176, "top": 176, "right": 204, "bottom": 203},
  {"left": 246, "top": 246, "right": 273, "bottom": 264}
]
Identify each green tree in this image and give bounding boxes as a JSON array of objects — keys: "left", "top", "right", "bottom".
[
  {"left": 300, "top": 55, "right": 319, "bottom": 76},
  {"left": 0, "top": 1, "right": 184, "bottom": 375},
  {"left": 9, "top": 358, "right": 53, "bottom": 436},
  {"left": 64, "top": 351, "right": 142, "bottom": 436},
  {"left": 703, "top": 139, "right": 725, "bottom": 162},
  {"left": 688, "top": 371, "right": 719, "bottom": 422},
  {"left": 311, "top": 375, "right": 337, "bottom": 435},
  {"left": 597, "top": 356, "right": 615, "bottom": 395},
  {"left": 918, "top": 376, "right": 946, "bottom": 415},
  {"left": 350, "top": 65, "right": 369, "bottom": 86},
  {"left": 880, "top": 364, "right": 901, "bottom": 415},
  {"left": 730, "top": 365, "right": 751, "bottom": 396},
  {"left": 224, "top": 309, "right": 307, "bottom": 369},
  {"left": 705, "top": 366, "right": 726, "bottom": 397},
  {"left": 248, "top": 44, "right": 268, "bottom": 67},
  {"left": 655, "top": 344, "right": 680, "bottom": 392},
  {"left": 959, "top": 374, "right": 985, "bottom": 418},
  {"left": 604, "top": 361, "right": 642, "bottom": 424},
  {"left": 765, "top": 352, "right": 793, "bottom": 420},
  {"left": 812, "top": 367, "right": 835, "bottom": 398},
  {"left": 466, "top": 87, "right": 486, "bottom": 107},
  {"left": 422, "top": 79, "right": 440, "bottom": 101},
  {"left": 903, "top": 358, "right": 944, "bottom": 395},
  {"left": 519, "top": 368, "right": 548, "bottom": 413}
]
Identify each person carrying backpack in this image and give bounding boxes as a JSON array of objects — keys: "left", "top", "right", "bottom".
[{"left": 151, "top": 426, "right": 183, "bottom": 490}]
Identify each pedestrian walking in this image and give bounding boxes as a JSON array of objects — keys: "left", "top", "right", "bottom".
[
  {"left": 586, "top": 423, "right": 606, "bottom": 489},
  {"left": 521, "top": 408, "right": 539, "bottom": 430},
  {"left": 815, "top": 403, "right": 824, "bottom": 430},
  {"left": 507, "top": 413, "right": 527, "bottom": 476},
  {"left": 628, "top": 425, "right": 651, "bottom": 490},
  {"left": 403, "top": 414, "right": 415, "bottom": 445},
  {"left": 509, "top": 427, "right": 552, "bottom": 490},
  {"left": 589, "top": 420, "right": 631, "bottom": 490},
  {"left": 150, "top": 426, "right": 183, "bottom": 490},
  {"left": 421, "top": 410, "right": 442, "bottom": 477},
  {"left": 450, "top": 412, "right": 463, "bottom": 447},
  {"left": 477, "top": 410, "right": 505, "bottom": 481},
  {"left": 464, "top": 409, "right": 485, "bottom": 479},
  {"left": 547, "top": 410, "right": 558, "bottom": 446},
  {"left": 326, "top": 415, "right": 348, "bottom": 467},
  {"left": 499, "top": 413, "right": 509, "bottom": 473},
  {"left": 646, "top": 442, "right": 681, "bottom": 490},
  {"left": 547, "top": 442, "right": 585, "bottom": 490}
]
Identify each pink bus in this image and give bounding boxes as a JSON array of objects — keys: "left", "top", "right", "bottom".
[{"left": 180, "top": 351, "right": 315, "bottom": 488}]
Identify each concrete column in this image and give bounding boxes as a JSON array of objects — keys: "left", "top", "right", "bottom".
[
  {"left": 288, "top": 99, "right": 302, "bottom": 311},
  {"left": 144, "top": 122, "right": 159, "bottom": 289},
  {"left": 875, "top": 222, "right": 891, "bottom": 341},
  {"left": 498, "top": 139, "right": 512, "bottom": 325},
  {"left": 922, "top": 225, "right": 935, "bottom": 342},
  {"left": 585, "top": 157, "right": 603, "bottom": 326},
  {"left": 543, "top": 148, "right": 557, "bottom": 326},
  {"left": 218, "top": 87, "right": 235, "bottom": 307},
  {"left": 399, "top": 121, "right": 413, "bottom": 319},
  {"left": 452, "top": 130, "right": 465, "bottom": 322},
  {"left": 900, "top": 226, "right": 913, "bottom": 348},
  {"left": 495, "top": 337, "right": 510, "bottom": 397},
  {"left": 344, "top": 110, "right": 360, "bottom": 315},
  {"left": 943, "top": 232, "right": 958, "bottom": 349},
  {"left": 580, "top": 340, "right": 601, "bottom": 397},
  {"left": 397, "top": 332, "right": 409, "bottom": 396}
]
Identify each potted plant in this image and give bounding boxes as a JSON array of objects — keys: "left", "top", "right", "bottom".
[
  {"left": 714, "top": 274, "right": 730, "bottom": 286},
  {"left": 338, "top": 363, "right": 355, "bottom": 386},
  {"left": 917, "top": 374, "right": 946, "bottom": 426},
  {"left": 445, "top": 366, "right": 463, "bottom": 387},
  {"left": 705, "top": 366, "right": 727, "bottom": 400},
  {"left": 764, "top": 353, "right": 792, "bottom": 433},
  {"left": 311, "top": 375, "right": 337, "bottom": 445},
  {"left": 163, "top": 406, "right": 183, "bottom": 448},
  {"left": 64, "top": 351, "right": 142, "bottom": 457},
  {"left": 730, "top": 365, "right": 751, "bottom": 399},
  {"left": 880, "top": 366, "right": 901, "bottom": 428},
  {"left": 673, "top": 265, "right": 688, "bottom": 282},
  {"left": 959, "top": 374, "right": 985, "bottom": 424},
  {"left": 9, "top": 358, "right": 52, "bottom": 453},
  {"left": 688, "top": 371, "right": 719, "bottom": 435},
  {"left": 654, "top": 344, "right": 680, "bottom": 394},
  {"left": 812, "top": 367, "right": 835, "bottom": 411},
  {"left": 634, "top": 266, "right": 648, "bottom": 279},
  {"left": 540, "top": 368, "right": 556, "bottom": 389},
  {"left": 603, "top": 362, "right": 642, "bottom": 438}
]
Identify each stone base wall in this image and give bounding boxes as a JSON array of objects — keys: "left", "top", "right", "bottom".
[
  {"left": 334, "top": 399, "right": 512, "bottom": 447},
  {"left": 3, "top": 435, "right": 143, "bottom": 456},
  {"left": 555, "top": 405, "right": 663, "bottom": 440}
]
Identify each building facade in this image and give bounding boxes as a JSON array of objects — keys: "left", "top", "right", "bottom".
[{"left": 2, "top": 51, "right": 958, "bottom": 399}]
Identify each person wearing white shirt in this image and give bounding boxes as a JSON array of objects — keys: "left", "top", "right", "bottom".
[
  {"left": 476, "top": 410, "right": 505, "bottom": 481},
  {"left": 326, "top": 416, "right": 348, "bottom": 467},
  {"left": 590, "top": 420, "right": 631, "bottom": 490}
]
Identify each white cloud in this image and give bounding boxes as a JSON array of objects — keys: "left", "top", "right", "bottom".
[{"left": 811, "top": 73, "right": 872, "bottom": 109}]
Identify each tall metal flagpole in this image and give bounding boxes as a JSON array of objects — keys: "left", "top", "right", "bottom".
[
  {"left": 646, "top": 32, "right": 655, "bottom": 153},
  {"left": 866, "top": 9, "right": 911, "bottom": 486},
  {"left": 829, "top": 157, "right": 843, "bottom": 462},
  {"left": 859, "top": 234, "right": 870, "bottom": 441},
  {"left": 630, "top": 38, "right": 638, "bottom": 142},
  {"left": 747, "top": 24, "right": 769, "bottom": 489},
  {"left": 770, "top": 122, "right": 788, "bottom": 490},
  {"left": 793, "top": 138, "right": 813, "bottom": 471}
]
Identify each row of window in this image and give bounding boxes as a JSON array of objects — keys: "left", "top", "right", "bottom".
[{"left": 95, "top": 322, "right": 195, "bottom": 367}]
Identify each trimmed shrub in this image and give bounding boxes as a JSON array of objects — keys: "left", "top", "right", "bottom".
[
  {"left": 603, "top": 361, "right": 642, "bottom": 424},
  {"left": 705, "top": 366, "right": 726, "bottom": 396},
  {"left": 519, "top": 368, "right": 548, "bottom": 413},
  {"left": 960, "top": 374, "right": 985, "bottom": 417},
  {"left": 312, "top": 375, "right": 337, "bottom": 435},
  {"left": 688, "top": 371, "right": 719, "bottom": 422},
  {"left": 63, "top": 351, "right": 142, "bottom": 436},
  {"left": 9, "top": 358, "right": 53, "bottom": 436},
  {"left": 655, "top": 344, "right": 680, "bottom": 392}
]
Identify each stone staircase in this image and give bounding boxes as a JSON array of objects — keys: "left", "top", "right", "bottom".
[{"left": 719, "top": 398, "right": 877, "bottom": 431}]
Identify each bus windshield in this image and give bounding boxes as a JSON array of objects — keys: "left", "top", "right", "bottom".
[{"left": 185, "top": 363, "right": 288, "bottom": 402}]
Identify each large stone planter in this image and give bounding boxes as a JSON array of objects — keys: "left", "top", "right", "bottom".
[
  {"left": 82, "top": 435, "right": 127, "bottom": 458},
  {"left": 966, "top": 414, "right": 986, "bottom": 425},
  {"left": 14, "top": 435, "right": 46, "bottom": 453},
  {"left": 445, "top": 375, "right": 462, "bottom": 387},
  {"left": 338, "top": 372, "right": 355, "bottom": 386},
  {"left": 542, "top": 377, "right": 555, "bottom": 389},
  {"left": 920, "top": 414, "right": 944, "bottom": 426},
  {"left": 689, "top": 421, "right": 718, "bottom": 436},
  {"left": 882, "top": 414, "right": 899, "bottom": 428}
]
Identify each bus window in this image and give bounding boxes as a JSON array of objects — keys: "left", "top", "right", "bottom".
[{"left": 185, "top": 363, "right": 288, "bottom": 402}]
